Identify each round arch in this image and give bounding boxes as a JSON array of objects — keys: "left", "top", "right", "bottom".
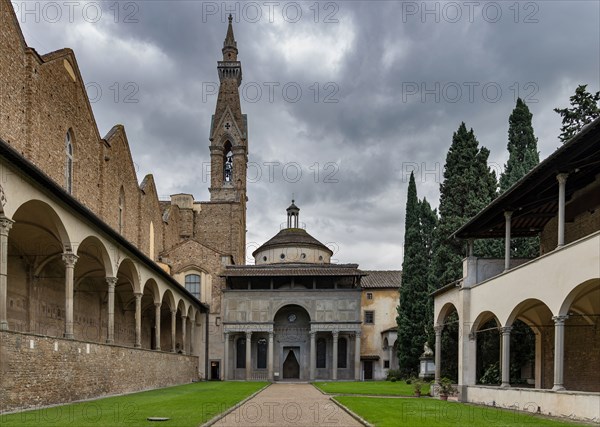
[
  {"left": 141, "top": 279, "right": 160, "bottom": 304},
  {"left": 436, "top": 302, "right": 459, "bottom": 325},
  {"left": 177, "top": 299, "right": 187, "bottom": 315},
  {"left": 161, "top": 289, "right": 176, "bottom": 311},
  {"left": 175, "top": 264, "right": 209, "bottom": 276},
  {"left": 272, "top": 301, "right": 312, "bottom": 321},
  {"left": 471, "top": 310, "right": 501, "bottom": 335},
  {"left": 11, "top": 199, "right": 71, "bottom": 251},
  {"left": 115, "top": 258, "right": 140, "bottom": 293},
  {"left": 505, "top": 298, "right": 554, "bottom": 329},
  {"left": 76, "top": 235, "right": 114, "bottom": 277},
  {"left": 558, "top": 278, "right": 600, "bottom": 318}
]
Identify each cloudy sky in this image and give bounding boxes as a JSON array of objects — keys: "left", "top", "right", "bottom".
[{"left": 14, "top": 1, "right": 599, "bottom": 269}]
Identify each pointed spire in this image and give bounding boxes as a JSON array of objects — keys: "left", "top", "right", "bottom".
[{"left": 223, "top": 14, "right": 238, "bottom": 60}]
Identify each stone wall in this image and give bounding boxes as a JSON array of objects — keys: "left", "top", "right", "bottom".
[{"left": 0, "top": 330, "right": 199, "bottom": 412}]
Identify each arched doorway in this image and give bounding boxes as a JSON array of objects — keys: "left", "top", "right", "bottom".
[{"left": 273, "top": 304, "right": 310, "bottom": 381}]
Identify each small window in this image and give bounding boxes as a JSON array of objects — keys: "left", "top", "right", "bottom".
[
  {"left": 262, "top": 256, "right": 267, "bottom": 261},
  {"left": 65, "top": 131, "right": 73, "bottom": 193},
  {"left": 185, "top": 274, "right": 201, "bottom": 299},
  {"left": 384, "top": 360, "right": 390, "bottom": 369},
  {"left": 301, "top": 253, "right": 306, "bottom": 259},
  {"left": 366, "top": 292, "right": 373, "bottom": 300},
  {"left": 280, "top": 253, "right": 285, "bottom": 259},
  {"left": 364, "top": 311, "right": 374, "bottom": 324}
]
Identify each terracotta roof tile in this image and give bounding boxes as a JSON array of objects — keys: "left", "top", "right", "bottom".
[{"left": 361, "top": 270, "right": 402, "bottom": 288}]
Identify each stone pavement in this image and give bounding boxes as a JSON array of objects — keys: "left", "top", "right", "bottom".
[{"left": 213, "top": 383, "right": 363, "bottom": 427}]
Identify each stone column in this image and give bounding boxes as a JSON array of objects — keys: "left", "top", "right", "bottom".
[
  {"left": 170, "top": 310, "right": 177, "bottom": 352},
  {"left": 154, "top": 302, "right": 161, "bottom": 350},
  {"left": 267, "top": 331, "right": 274, "bottom": 381},
  {"left": 0, "top": 216, "right": 14, "bottom": 331},
  {"left": 504, "top": 211, "right": 512, "bottom": 271},
  {"left": 245, "top": 331, "right": 252, "bottom": 380},
  {"left": 557, "top": 173, "right": 568, "bottom": 247},
  {"left": 552, "top": 315, "right": 567, "bottom": 390},
  {"left": 181, "top": 315, "right": 187, "bottom": 354},
  {"left": 62, "top": 251, "right": 78, "bottom": 339},
  {"left": 134, "top": 292, "right": 142, "bottom": 348},
  {"left": 105, "top": 277, "right": 117, "bottom": 344},
  {"left": 434, "top": 324, "right": 443, "bottom": 386},
  {"left": 500, "top": 326, "right": 512, "bottom": 387},
  {"left": 354, "top": 331, "right": 361, "bottom": 380},
  {"left": 332, "top": 331, "right": 339, "bottom": 380},
  {"left": 223, "top": 332, "right": 230, "bottom": 380},
  {"left": 189, "top": 320, "right": 194, "bottom": 355},
  {"left": 309, "top": 330, "right": 316, "bottom": 381}
]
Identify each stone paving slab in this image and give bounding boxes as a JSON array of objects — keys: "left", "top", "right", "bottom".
[{"left": 214, "top": 383, "right": 363, "bottom": 427}]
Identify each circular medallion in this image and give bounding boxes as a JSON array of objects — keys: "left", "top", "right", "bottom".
[{"left": 287, "top": 313, "right": 297, "bottom": 323}]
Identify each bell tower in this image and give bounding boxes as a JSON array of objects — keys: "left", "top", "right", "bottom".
[{"left": 209, "top": 14, "right": 247, "bottom": 203}]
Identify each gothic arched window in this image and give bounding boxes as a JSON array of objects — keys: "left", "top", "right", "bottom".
[
  {"left": 65, "top": 131, "right": 73, "bottom": 193},
  {"left": 316, "top": 337, "right": 326, "bottom": 369},
  {"left": 223, "top": 141, "right": 233, "bottom": 182},
  {"left": 236, "top": 337, "right": 246, "bottom": 369},
  {"left": 257, "top": 338, "right": 267, "bottom": 369},
  {"left": 338, "top": 337, "right": 348, "bottom": 368}
]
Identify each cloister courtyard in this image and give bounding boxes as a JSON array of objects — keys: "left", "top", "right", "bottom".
[{"left": 0, "top": 381, "right": 591, "bottom": 427}]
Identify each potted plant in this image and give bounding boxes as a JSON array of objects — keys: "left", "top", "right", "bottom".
[
  {"left": 411, "top": 378, "right": 423, "bottom": 397},
  {"left": 437, "top": 377, "right": 456, "bottom": 401}
]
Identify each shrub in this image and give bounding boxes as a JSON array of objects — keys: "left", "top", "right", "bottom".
[
  {"left": 390, "top": 377, "right": 397, "bottom": 382},
  {"left": 386, "top": 369, "right": 403, "bottom": 381}
]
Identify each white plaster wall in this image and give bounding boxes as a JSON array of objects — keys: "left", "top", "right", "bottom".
[{"left": 466, "top": 386, "right": 600, "bottom": 422}]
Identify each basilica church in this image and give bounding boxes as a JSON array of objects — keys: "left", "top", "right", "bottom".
[{"left": 0, "top": 3, "right": 400, "bottom": 411}]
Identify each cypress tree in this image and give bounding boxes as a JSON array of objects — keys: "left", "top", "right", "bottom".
[
  {"left": 500, "top": 98, "right": 540, "bottom": 258},
  {"left": 420, "top": 197, "right": 438, "bottom": 347},
  {"left": 431, "top": 123, "right": 499, "bottom": 287},
  {"left": 500, "top": 98, "right": 539, "bottom": 191},
  {"left": 396, "top": 173, "right": 437, "bottom": 377},
  {"left": 554, "top": 84, "right": 600, "bottom": 143}
]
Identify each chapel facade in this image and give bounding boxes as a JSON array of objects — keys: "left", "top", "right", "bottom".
[{"left": 221, "top": 202, "right": 363, "bottom": 381}]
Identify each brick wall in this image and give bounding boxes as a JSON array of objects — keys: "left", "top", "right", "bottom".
[
  {"left": 0, "top": 330, "right": 199, "bottom": 412},
  {"left": 540, "top": 317, "right": 599, "bottom": 392},
  {"left": 563, "top": 315, "right": 600, "bottom": 392}
]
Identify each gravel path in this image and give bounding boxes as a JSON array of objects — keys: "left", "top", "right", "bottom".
[{"left": 214, "top": 383, "right": 363, "bottom": 426}]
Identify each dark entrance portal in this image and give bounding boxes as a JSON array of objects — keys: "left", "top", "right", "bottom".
[
  {"left": 283, "top": 349, "right": 300, "bottom": 379},
  {"left": 363, "top": 361, "right": 373, "bottom": 380},
  {"left": 210, "top": 361, "right": 220, "bottom": 380}
]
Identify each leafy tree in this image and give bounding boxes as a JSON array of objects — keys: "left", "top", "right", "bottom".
[
  {"left": 500, "top": 98, "right": 540, "bottom": 258},
  {"left": 554, "top": 84, "right": 600, "bottom": 142},
  {"left": 396, "top": 172, "right": 437, "bottom": 377},
  {"left": 431, "top": 123, "right": 499, "bottom": 288}
]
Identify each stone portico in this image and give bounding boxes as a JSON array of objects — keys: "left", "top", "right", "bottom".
[{"left": 221, "top": 202, "right": 363, "bottom": 381}]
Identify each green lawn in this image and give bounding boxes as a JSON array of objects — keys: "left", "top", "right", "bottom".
[
  {"left": 335, "top": 396, "right": 586, "bottom": 427},
  {"left": 315, "top": 380, "right": 430, "bottom": 396},
  {"left": 0, "top": 381, "right": 267, "bottom": 427}
]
